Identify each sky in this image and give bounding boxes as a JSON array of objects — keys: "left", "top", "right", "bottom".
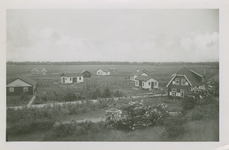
[{"left": 6, "top": 9, "right": 219, "bottom": 62}]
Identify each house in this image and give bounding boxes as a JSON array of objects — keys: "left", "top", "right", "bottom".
[
  {"left": 135, "top": 76, "right": 159, "bottom": 90},
  {"left": 130, "top": 71, "right": 148, "bottom": 81},
  {"left": 41, "top": 68, "right": 48, "bottom": 75},
  {"left": 31, "top": 68, "right": 39, "bottom": 74},
  {"left": 166, "top": 67, "right": 206, "bottom": 98},
  {"left": 107, "top": 67, "right": 117, "bottom": 72},
  {"left": 6, "top": 76, "right": 37, "bottom": 96},
  {"left": 60, "top": 73, "right": 84, "bottom": 84},
  {"left": 81, "top": 70, "right": 91, "bottom": 78},
  {"left": 136, "top": 68, "right": 155, "bottom": 75},
  {"left": 96, "top": 69, "right": 110, "bottom": 76}
]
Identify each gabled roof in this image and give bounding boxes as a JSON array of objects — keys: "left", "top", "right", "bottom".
[
  {"left": 208, "top": 73, "right": 219, "bottom": 83},
  {"left": 60, "top": 73, "right": 83, "bottom": 77},
  {"left": 7, "top": 76, "right": 37, "bottom": 86},
  {"left": 41, "top": 68, "right": 48, "bottom": 72},
  {"left": 81, "top": 70, "right": 91, "bottom": 74},
  {"left": 135, "top": 76, "right": 158, "bottom": 82},
  {"left": 31, "top": 68, "right": 39, "bottom": 72},
  {"left": 97, "top": 68, "right": 110, "bottom": 72},
  {"left": 166, "top": 67, "right": 202, "bottom": 87},
  {"left": 131, "top": 71, "right": 148, "bottom": 76},
  {"left": 18, "top": 76, "right": 37, "bottom": 86}
]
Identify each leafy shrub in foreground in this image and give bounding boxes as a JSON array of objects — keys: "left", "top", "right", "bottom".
[{"left": 105, "top": 100, "right": 170, "bottom": 130}]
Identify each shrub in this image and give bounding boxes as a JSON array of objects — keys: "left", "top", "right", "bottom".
[
  {"left": 181, "top": 95, "right": 198, "bottom": 112},
  {"left": 105, "top": 100, "right": 170, "bottom": 130}
]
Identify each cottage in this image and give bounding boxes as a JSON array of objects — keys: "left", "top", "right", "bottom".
[
  {"left": 96, "top": 69, "right": 110, "bottom": 76},
  {"left": 130, "top": 71, "right": 148, "bottom": 81},
  {"left": 81, "top": 70, "right": 91, "bottom": 78},
  {"left": 7, "top": 76, "right": 37, "bottom": 96},
  {"left": 31, "top": 68, "right": 39, "bottom": 74},
  {"left": 107, "top": 67, "right": 117, "bottom": 72},
  {"left": 41, "top": 68, "right": 48, "bottom": 75},
  {"left": 166, "top": 67, "right": 206, "bottom": 98},
  {"left": 60, "top": 73, "right": 84, "bottom": 84},
  {"left": 135, "top": 76, "right": 159, "bottom": 90}
]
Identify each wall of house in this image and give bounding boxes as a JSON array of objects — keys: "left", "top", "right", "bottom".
[
  {"left": 77, "top": 76, "right": 84, "bottom": 83},
  {"left": 168, "top": 76, "right": 191, "bottom": 98},
  {"left": 97, "top": 70, "right": 110, "bottom": 75},
  {"left": 7, "top": 86, "right": 34, "bottom": 96},
  {"left": 60, "top": 76, "right": 73, "bottom": 84},
  {"left": 142, "top": 78, "right": 159, "bottom": 89}
]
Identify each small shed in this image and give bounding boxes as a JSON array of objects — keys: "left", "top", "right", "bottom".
[
  {"left": 81, "top": 70, "right": 91, "bottom": 78},
  {"left": 7, "top": 76, "right": 37, "bottom": 96}
]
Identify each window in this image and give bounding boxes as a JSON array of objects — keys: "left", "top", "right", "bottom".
[
  {"left": 9, "top": 87, "right": 14, "bottom": 92},
  {"left": 135, "top": 80, "right": 139, "bottom": 86},
  {"left": 70, "top": 78, "right": 71, "bottom": 81},
  {"left": 171, "top": 88, "right": 177, "bottom": 96},
  {"left": 181, "top": 78, "right": 186, "bottom": 85},
  {"left": 148, "top": 82, "right": 150, "bottom": 85},
  {"left": 79, "top": 77, "right": 81, "bottom": 80},
  {"left": 180, "top": 89, "right": 184, "bottom": 97},
  {"left": 175, "top": 78, "right": 180, "bottom": 85},
  {"left": 23, "top": 87, "right": 28, "bottom": 92}
]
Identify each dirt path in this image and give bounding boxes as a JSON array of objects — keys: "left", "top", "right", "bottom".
[{"left": 27, "top": 95, "right": 36, "bottom": 107}]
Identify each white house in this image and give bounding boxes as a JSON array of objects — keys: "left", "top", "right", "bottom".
[
  {"left": 135, "top": 76, "right": 159, "bottom": 90},
  {"left": 130, "top": 72, "right": 148, "bottom": 81},
  {"left": 60, "top": 73, "right": 84, "bottom": 84},
  {"left": 96, "top": 69, "right": 110, "bottom": 76}
]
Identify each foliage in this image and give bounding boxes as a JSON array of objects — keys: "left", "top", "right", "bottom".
[{"left": 105, "top": 100, "right": 170, "bottom": 130}]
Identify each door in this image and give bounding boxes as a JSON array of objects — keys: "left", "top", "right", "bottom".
[
  {"left": 73, "top": 77, "right": 77, "bottom": 83},
  {"left": 151, "top": 82, "right": 154, "bottom": 89},
  {"left": 139, "top": 81, "right": 142, "bottom": 87}
]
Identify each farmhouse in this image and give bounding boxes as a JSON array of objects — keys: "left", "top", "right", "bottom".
[
  {"left": 135, "top": 76, "right": 159, "bottom": 90},
  {"left": 166, "top": 67, "right": 206, "bottom": 98},
  {"left": 6, "top": 76, "right": 37, "bottom": 96},
  {"left": 81, "top": 70, "right": 91, "bottom": 78},
  {"left": 60, "top": 73, "right": 84, "bottom": 84},
  {"left": 130, "top": 71, "right": 148, "bottom": 81},
  {"left": 31, "top": 68, "right": 39, "bottom": 74},
  {"left": 96, "top": 69, "right": 110, "bottom": 76}
]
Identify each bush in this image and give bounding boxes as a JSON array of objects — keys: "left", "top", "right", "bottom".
[
  {"left": 182, "top": 95, "right": 198, "bottom": 112},
  {"left": 105, "top": 100, "right": 170, "bottom": 130}
]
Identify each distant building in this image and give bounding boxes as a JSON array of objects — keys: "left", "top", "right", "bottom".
[
  {"left": 135, "top": 76, "right": 159, "bottom": 90},
  {"left": 7, "top": 76, "right": 37, "bottom": 96},
  {"left": 60, "top": 73, "right": 84, "bottom": 84},
  {"left": 81, "top": 70, "right": 91, "bottom": 78},
  {"left": 31, "top": 68, "right": 39, "bottom": 74},
  {"left": 166, "top": 67, "right": 206, "bottom": 98},
  {"left": 41, "top": 68, "right": 48, "bottom": 75},
  {"left": 96, "top": 69, "right": 110, "bottom": 76},
  {"left": 107, "top": 67, "right": 117, "bottom": 72}
]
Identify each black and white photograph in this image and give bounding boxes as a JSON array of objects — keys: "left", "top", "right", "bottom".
[{"left": 1, "top": 0, "right": 229, "bottom": 150}]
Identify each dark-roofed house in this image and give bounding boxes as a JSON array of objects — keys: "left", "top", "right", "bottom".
[
  {"left": 81, "top": 70, "right": 91, "bottom": 78},
  {"left": 60, "top": 73, "right": 84, "bottom": 84},
  {"left": 130, "top": 71, "right": 148, "bottom": 81},
  {"left": 135, "top": 76, "right": 159, "bottom": 90},
  {"left": 7, "top": 76, "right": 37, "bottom": 96},
  {"left": 166, "top": 67, "right": 206, "bottom": 98},
  {"left": 96, "top": 69, "right": 110, "bottom": 76}
]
